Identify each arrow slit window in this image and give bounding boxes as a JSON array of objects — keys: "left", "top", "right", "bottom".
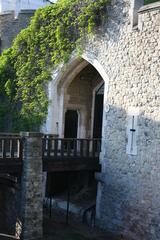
[{"left": 126, "top": 107, "right": 139, "bottom": 156}]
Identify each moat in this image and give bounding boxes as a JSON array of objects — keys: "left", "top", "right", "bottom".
[{"left": 43, "top": 209, "right": 120, "bottom": 240}]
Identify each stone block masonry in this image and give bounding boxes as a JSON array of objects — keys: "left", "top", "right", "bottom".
[
  {"left": 20, "top": 132, "right": 43, "bottom": 240},
  {"left": 0, "top": 0, "right": 159, "bottom": 239},
  {"left": 45, "top": 0, "right": 160, "bottom": 237},
  {"left": 0, "top": 10, "right": 34, "bottom": 52},
  {"left": 0, "top": 179, "right": 21, "bottom": 236},
  {"left": 82, "top": 1, "right": 160, "bottom": 239}
]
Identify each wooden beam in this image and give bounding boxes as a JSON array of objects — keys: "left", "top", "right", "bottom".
[
  {"left": 43, "top": 159, "right": 101, "bottom": 172},
  {"left": 0, "top": 160, "right": 22, "bottom": 173},
  {"left": 0, "top": 233, "right": 19, "bottom": 240}
]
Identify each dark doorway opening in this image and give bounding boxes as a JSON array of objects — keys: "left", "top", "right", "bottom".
[
  {"left": 93, "top": 84, "right": 104, "bottom": 138},
  {"left": 46, "top": 172, "right": 96, "bottom": 197},
  {"left": 45, "top": 66, "right": 103, "bottom": 227},
  {"left": 64, "top": 110, "right": 78, "bottom": 138}
]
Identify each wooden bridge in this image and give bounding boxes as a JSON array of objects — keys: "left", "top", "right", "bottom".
[
  {"left": 0, "top": 135, "right": 23, "bottom": 174},
  {"left": 0, "top": 134, "right": 101, "bottom": 174}
]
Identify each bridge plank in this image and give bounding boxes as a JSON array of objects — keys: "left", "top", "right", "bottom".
[{"left": 43, "top": 158, "right": 101, "bottom": 172}]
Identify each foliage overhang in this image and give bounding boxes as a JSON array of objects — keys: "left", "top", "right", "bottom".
[{"left": 0, "top": 0, "right": 108, "bottom": 131}]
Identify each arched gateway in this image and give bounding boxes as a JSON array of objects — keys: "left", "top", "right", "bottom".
[
  {"left": 45, "top": 53, "right": 109, "bottom": 139},
  {"left": 42, "top": 53, "right": 109, "bottom": 223}
]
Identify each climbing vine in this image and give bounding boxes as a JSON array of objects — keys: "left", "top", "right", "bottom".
[{"left": 0, "top": 0, "right": 108, "bottom": 132}]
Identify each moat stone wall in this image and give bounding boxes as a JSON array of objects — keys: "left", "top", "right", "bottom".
[
  {"left": 0, "top": 133, "right": 43, "bottom": 240},
  {"left": 0, "top": 187, "right": 6, "bottom": 233},
  {"left": 0, "top": 184, "right": 21, "bottom": 236}
]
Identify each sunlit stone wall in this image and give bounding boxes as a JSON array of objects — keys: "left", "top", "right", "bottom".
[
  {"left": 0, "top": 0, "right": 49, "bottom": 15},
  {"left": 88, "top": 1, "right": 160, "bottom": 239}
]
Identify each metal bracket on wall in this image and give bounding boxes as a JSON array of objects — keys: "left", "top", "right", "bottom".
[{"left": 126, "top": 107, "right": 139, "bottom": 156}]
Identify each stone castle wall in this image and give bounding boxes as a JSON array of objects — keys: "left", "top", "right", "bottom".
[
  {"left": 0, "top": 186, "right": 6, "bottom": 233},
  {"left": 86, "top": 1, "right": 160, "bottom": 239},
  {"left": 45, "top": 1, "right": 159, "bottom": 238},
  {"left": 0, "top": 0, "right": 49, "bottom": 15},
  {"left": 0, "top": 184, "right": 21, "bottom": 236},
  {"left": 0, "top": 0, "right": 159, "bottom": 239},
  {"left": 0, "top": 10, "right": 34, "bottom": 51}
]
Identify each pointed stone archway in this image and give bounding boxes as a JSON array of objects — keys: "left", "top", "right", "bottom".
[
  {"left": 45, "top": 52, "right": 109, "bottom": 139},
  {"left": 43, "top": 52, "right": 109, "bottom": 222}
]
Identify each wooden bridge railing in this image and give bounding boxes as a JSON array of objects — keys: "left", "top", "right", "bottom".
[
  {"left": 0, "top": 136, "right": 23, "bottom": 160},
  {"left": 0, "top": 133, "right": 101, "bottom": 173},
  {"left": 42, "top": 136, "right": 101, "bottom": 160},
  {"left": 0, "top": 135, "right": 23, "bottom": 173},
  {"left": 0, "top": 134, "right": 101, "bottom": 161}
]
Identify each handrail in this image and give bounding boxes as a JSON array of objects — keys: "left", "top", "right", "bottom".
[
  {"left": 0, "top": 137, "right": 23, "bottom": 160},
  {"left": 0, "top": 137, "right": 22, "bottom": 141},
  {"left": 0, "top": 133, "right": 20, "bottom": 136},
  {"left": 0, "top": 134, "right": 101, "bottom": 174},
  {"left": 43, "top": 136, "right": 101, "bottom": 141},
  {"left": 42, "top": 137, "right": 101, "bottom": 159}
]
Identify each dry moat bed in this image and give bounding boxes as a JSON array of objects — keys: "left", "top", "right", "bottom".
[
  {"left": 0, "top": 209, "right": 122, "bottom": 240},
  {"left": 43, "top": 209, "right": 121, "bottom": 240}
]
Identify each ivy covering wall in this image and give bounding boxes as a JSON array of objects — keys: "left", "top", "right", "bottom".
[{"left": 0, "top": 0, "right": 108, "bottom": 132}]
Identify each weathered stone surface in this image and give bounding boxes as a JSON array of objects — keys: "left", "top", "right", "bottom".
[
  {"left": 0, "top": 182, "right": 21, "bottom": 236},
  {"left": 0, "top": 10, "right": 34, "bottom": 52},
  {"left": 84, "top": 1, "right": 160, "bottom": 239},
  {"left": 45, "top": 1, "right": 160, "bottom": 238},
  {"left": 0, "top": 1, "right": 159, "bottom": 240},
  {"left": 20, "top": 132, "right": 43, "bottom": 240}
]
